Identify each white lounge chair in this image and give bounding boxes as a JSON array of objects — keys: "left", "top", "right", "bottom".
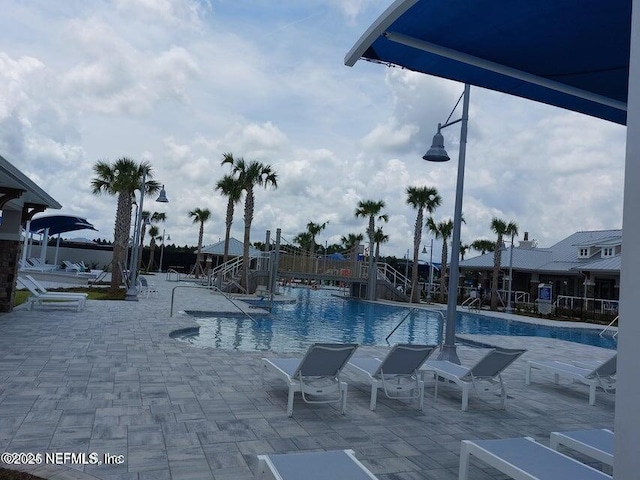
[
  {"left": 459, "top": 437, "right": 611, "bottom": 480},
  {"left": 17, "top": 277, "right": 85, "bottom": 312},
  {"left": 525, "top": 355, "right": 616, "bottom": 405},
  {"left": 137, "top": 276, "right": 158, "bottom": 297},
  {"left": 347, "top": 343, "right": 436, "bottom": 411},
  {"left": 23, "top": 275, "right": 88, "bottom": 307},
  {"left": 261, "top": 343, "right": 358, "bottom": 417},
  {"left": 255, "top": 449, "right": 378, "bottom": 479},
  {"left": 421, "top": 347, "right": 526, "bottom": 411},
  {"left": 550, "top": 429, "right": 614, "bottom": 470}
]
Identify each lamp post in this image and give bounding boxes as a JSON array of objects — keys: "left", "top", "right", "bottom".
[
  {"left": 126, "top": 177, "right": 168, "bottom": 301},
  {"left": 423, "top": 239, "right": 434, "bottom": 303},
  {"left": 422, "top": 83, "right": 470, "bottom": 364},
  {"left": 505, "top": 233, "right": 515, "bottom": 313},
  {"left": 157, "top": 230, "right": 171, "bottom": 273}
]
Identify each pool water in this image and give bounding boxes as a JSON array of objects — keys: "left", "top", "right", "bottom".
[{"left": 179, "top": 287, "right": 617, "bottom": 353}]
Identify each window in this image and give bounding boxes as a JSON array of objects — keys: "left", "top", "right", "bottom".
[
  {"left": 579, "top": 248, "right": 589, "bottom": 257},
  {"left": 602, "top": 247, "right": 614, "bottom": 257}
]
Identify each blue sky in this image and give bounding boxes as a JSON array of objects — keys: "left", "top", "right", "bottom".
[{"left": 0, "top": 0, "right": 627, "bottom": 259}]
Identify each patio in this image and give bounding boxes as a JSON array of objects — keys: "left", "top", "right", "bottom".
[{"left": 0, "top": 277, "right": 615, "bottom": 479}]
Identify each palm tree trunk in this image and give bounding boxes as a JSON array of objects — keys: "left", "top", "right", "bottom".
[
  {"left": 223, "top": 200, "right": 234, "bottom": 265},
  {"left": 491, "top": 236, "right": 503, "bottom": 310},
  {"left": 111, "top": 192, "right": 132, "bottom": 291},
  {"left": 411, "top": 208, "right": 423, "bottom": 303},
  {"left": 147, "top": 238, "right": 157, "bottom": 271},
  {"left": 195, "top": 223, "right": 204, "bottom": 278},
  {"left": 242, "top": 187, "right": 254, "bottom": 290},
  {"left": 137, "top": 224, "right": 147, "bottom": 272}
]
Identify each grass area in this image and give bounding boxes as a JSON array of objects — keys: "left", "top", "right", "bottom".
[{"left": 13, "top": 287, "right": 127, "bottom": 306}]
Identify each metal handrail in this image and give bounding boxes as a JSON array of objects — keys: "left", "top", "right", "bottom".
[
  {"left": 169, "top": 284, "right": 258, "bottom": 323},
  {"left": 166, "top": 268, "right": 181, "bottom": 282},
  {"left": 599, "top": 315, "right": 619, "bottom": 337},
  {"left": 385, "top": 307, "right": 446, "bottom": 344}
]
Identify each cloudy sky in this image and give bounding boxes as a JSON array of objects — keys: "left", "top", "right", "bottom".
[{"left": 1, "top": 0, "right": 627, "bottom": 260}]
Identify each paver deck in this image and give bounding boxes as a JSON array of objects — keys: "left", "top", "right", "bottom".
[{"left": 0, "top": 276, "right": 615, "bottom": 479}]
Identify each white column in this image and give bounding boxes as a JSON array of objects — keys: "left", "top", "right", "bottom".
[
  {"left": 39, "top": 227, "right": 49, "bottom": 264},
  {"left": 614, "top": 1, "right": 640, "bottom": 477}
]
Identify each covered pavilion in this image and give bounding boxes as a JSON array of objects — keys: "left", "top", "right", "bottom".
[{"left": 345, "top": 0, "right": 637, "bottom": 476}]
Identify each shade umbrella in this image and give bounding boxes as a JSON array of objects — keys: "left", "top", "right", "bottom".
[{"left": 28, "top": 215, "right": 97, "bottom": 266}]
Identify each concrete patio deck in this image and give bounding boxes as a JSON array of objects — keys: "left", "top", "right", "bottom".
[{"left": 0, "top": 276, "right": 615, "bottom": 479}]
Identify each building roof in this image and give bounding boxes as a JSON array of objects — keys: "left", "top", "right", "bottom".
[
  {"left": 460, "top": 230, "right": 622, "bottom": 275},
  {"left": 0, "top": 154, "right": 61, "bottom": 211},
  {"left": 201, "top": 237, "right": 261, "bottom": 257}
]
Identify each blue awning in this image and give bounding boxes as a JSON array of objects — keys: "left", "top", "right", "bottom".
[
  {"left": 345, "top": 0, "right": 630, "bottom": 125},
  {"left": 29, "top": 215, "right": 97, "bottom": 236}
]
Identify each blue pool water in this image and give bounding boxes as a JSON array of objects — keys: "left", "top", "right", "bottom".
[{"left": 179, "top": 287, "right": 617, "bottom": 353}]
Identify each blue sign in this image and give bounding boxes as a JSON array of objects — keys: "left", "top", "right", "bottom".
[{"left": 538, "top": 284, "right": 552, "bottom": 301}]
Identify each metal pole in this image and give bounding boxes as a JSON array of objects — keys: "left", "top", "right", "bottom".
[
  {"left": 367, "top": 236, "right": 376, "bottom": 300},
  {"left": 506, "top": 234, "right": 515, "bottom": 313},
  {"left": 438, "top": 83, "right": 470, "bottom": 364},
  {"left": 126, "top": 169, "right": 146, "bottom": 301},
  {"left": 428, "top": 238, "right": 434, "bottom": 303}
]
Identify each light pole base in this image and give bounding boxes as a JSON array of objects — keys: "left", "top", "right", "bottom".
[
  {"left": 125, "top": 286, "right": 139, "bottom": 302},
  {"left": 437, "top": 344, "right": 461, "bottom": 364}
]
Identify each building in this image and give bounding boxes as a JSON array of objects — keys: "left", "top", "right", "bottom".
[{"left": 459, "top": 230, "right": 621, "bottom": 302}]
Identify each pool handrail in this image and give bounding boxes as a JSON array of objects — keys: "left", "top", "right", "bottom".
[
  {"left": 170, "top": 284, "right": 258, "bottom": 324},
  {"left": 386, "top": 308, "right": 446, "bottom": 344}
]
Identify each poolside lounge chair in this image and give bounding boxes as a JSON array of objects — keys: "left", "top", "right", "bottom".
[
  {"left": 256, "top": 449, "right": 378, "bottom": 479},
  {"left": 525, "top": 354, "right": 616, "bottom": 405},
  {"left": 347, "top": 344, "right": 436, "bottom": 411},
  {"left": 261, "top": 343, "right": 358, "bottom": 417},
  {"left": 459, "top": 437, "right": 611, "bottom": 480},
  {"left": 421, "top": 347, "right": 526, "bottom": 411},
  {"left": 17, "top": 277, "right": 85, "bottom": 312},
  {"left": 550, "top": 429, "right": 614, "bottom": 470},
  {"left": 23, "top": 274, "right": 88, "bottom": 306},
  {"left": 137, "top": 276, "right": 158, "bottom": 297}
]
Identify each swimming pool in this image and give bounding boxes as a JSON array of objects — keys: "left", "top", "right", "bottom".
[{"left": 178, "top": 287, "right": 617, "bottom": 353}]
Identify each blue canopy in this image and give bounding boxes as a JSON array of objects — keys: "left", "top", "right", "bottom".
[
  {"left": 29, "top": 215, "right": 97, "bottom": 236},
  {"left": 345, "top": 0, "right": 630, "bottom": 125}
]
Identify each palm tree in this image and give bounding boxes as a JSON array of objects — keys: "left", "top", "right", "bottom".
[
  {"left": 91, "top": 157, "right": 160, "bottom": 291},
  {"left": 427, "top": 217, "right": 454, "bottom": 303},
  {"left": 471, "top": 239, "right": 495, "bottom": 255},
  {"left": 222, "top": 153, "right": 278, "bottom": 291},
  {"left": 293, "top": 231, "right": 314, "bottom": 273},
  {"left": 138, "top": 211, "right": 166, "bottom": 271},
  {"left": 188, "top": 208, "right": 211, "bottom": 278},
  {"left": 490, "top": 218, "right": 519, "bottom": 310},
  {"left": 373, "top": 227, "right": 389, "bottom": 263},
  {"left": 147, "top": 225, "right": 160, "bottom": 271},
  {"left": 460, "top": 243, "right": 471, "bottom": 260},
  {"left": 306, "top": 221, "right": 327, "bottom": 257},
  {"left": 406, "top": 186, "right": 441, "bottom": 303},
  {"left": 355, "top": 200, "right": 388, "bottom": 300},
  {"left": 341, "top": 232, "right": 364, "bottom": 278},
  {"left": 215, "top": 173, "right": 243, "bottom": 265}
]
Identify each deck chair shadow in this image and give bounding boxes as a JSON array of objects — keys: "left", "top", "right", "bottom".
[
  {"left": 421, "top": 347, "right": 526, "bottom": 411},
  {"left": 459, "top": 437, "right": 611, "bottom": 480},
  {"left": 17, "top": 276, "right": 86, "bottom": 312},
  {"left": 348, "top": 344, "right": 436, "bottom": 411},
  {"left": 261, "top": 343, "right": 358, "bottom": 417},
  {"left": 256, "top": 449, "right": 378, "bottom": 479},
  {"left": 525, "top": 354, "right": 616, "bottom": 405}
]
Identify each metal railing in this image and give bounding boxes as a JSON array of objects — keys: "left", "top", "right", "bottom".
[
  {"left": 169, "top": 284, "right": 257, "bottom": 323},
  {"left": 599, "top": 316, "right": 619, "bottom": 338},
  {"left": 386, "top": 308, "right": 446, "bottom": 344},
  {"left": 555, "top": 295, "right": 619, "bottom": 314}
]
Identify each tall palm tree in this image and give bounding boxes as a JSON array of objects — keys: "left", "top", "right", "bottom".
[
  {"left": 188, "top": 208, "right": 211, "bottom": 278},
  {"left": 138, "top": 211, "right": 166, "bottom": 271},
  {"left": 306, "top": 221, "right": 327, "bottom": 257},
  {"left": 222, "top": 153, "right": 278, "bottom": 291},
  {"left": 471, "top": 239, "right": 495, "bottom": 255},
  {"left": 459, "top": 243, "right": 471, "bottom": 260},
  {"left": 341, "top": 232, "right": 364, "bottom": 278},
  {"left": 91, "top": 157, "right": 160, "bottom": 291},
  {"left": 355, "top": 200, "right": 388, "bottom": 300},
  {"left": 215, "top": 173, "right": 243, "bottom": 265},
  {"left": 406, "top": 186, "right": 441, "bottom": 303},
  {"left": 146, "top": 225, "right": 160, "bottom": 271},
  {"left": 427, "top": 217, "right": 454, "bottom": 303},
  {"left": 373, "top": 227, "right": 389, "bottom": 263},
  {"left": 490, "top": 218, "right": 519, "bottom": 310},
  {"left": 293, "top": 231, "right": 314, "bottom": 273}
]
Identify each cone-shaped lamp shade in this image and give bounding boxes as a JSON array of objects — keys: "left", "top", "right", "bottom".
[
  {"left": 423, "top": 131, "right": 450, "bottom": 162},
  {"left": 156, "top": 185, "right": 169, "bottom": 203}
]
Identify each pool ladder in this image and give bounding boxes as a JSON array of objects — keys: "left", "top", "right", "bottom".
[{"left": 385, "top": 308, "right": 446, "bottom": 344}]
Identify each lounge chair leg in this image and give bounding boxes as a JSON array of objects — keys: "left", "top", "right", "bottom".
[
  {"left": 525, "top": 364, "right": 532, "bottom": 385},
  {"left": 287, "top": 387, "right": 295, "bottom": 417},
  {"left": 589, "top": 384, "right": 596, "bottom": 406},
  {"left": 370, "top": 380, "right": 378, "bottom": 411},
  {"left": 417, "top": 379, "right": 425, "bottom": 410},
  {"left": 461, "top": 385, "right": 469, "bottom": 411},
  {"left": 340, "top": 381, "right": 348, "bottom": 415},
  {"left": 459, "top": 440, "right": 471, "bottom": 480},
  {"left": 434, "top": 375, "right": 439, "bottom": 402}
]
